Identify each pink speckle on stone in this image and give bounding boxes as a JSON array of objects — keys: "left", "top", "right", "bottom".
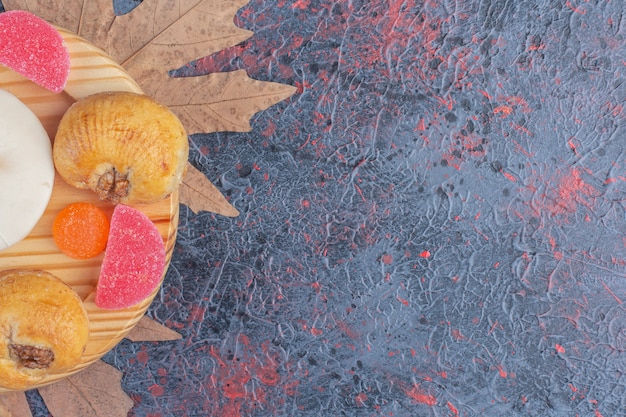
[
  {"left": 0, "top": 10, "right": 70, "bottom": 93},
  {"left": 95, "top": 204, "right": 166, "bottom": 310}
]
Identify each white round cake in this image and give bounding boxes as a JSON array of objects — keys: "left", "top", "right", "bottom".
[{"left": 0, "top": 89, "right": 55, "bottom": 250}]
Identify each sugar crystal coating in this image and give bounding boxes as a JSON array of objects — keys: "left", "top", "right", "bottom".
[
  {"left": 0, "top": 10, "right": 70, "bottom": 93},
  {"left": 95, "top": 204, "right": 166, "bottom": 310}
]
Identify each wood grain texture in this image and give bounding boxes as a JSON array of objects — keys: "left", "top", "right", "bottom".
[{"left": 0, "top": 28, "right": 178, "bottom": 392}]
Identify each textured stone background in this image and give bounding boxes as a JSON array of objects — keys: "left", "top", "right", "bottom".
[{"left": 3, "top": 0, "right": 625, "bottom": 416}]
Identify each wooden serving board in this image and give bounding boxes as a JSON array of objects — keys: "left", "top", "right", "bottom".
[{"left": 0, "top": 28, "right": 178, "bottom": 392}]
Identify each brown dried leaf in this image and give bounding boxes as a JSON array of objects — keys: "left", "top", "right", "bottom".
[
  {"left": 0, "top": 392, "right": 32, "bottom": 417},
  {"left": 1, "top": 0, "right": 108, "bottom": 34},
  {"left": 114, "top": 0, "right": 253, "bottom": 70},
  {"left": 38, "top": 361, "right": 133, "bottom": 417},
  {"left": 150, "top": 69, "right": 298, "bottom": 134},
  {"left": 180, "top": 162, "right": 240, "bottom": 216},
  {"left": 125, "top": 316, "right": 182, "bottom": 342}
]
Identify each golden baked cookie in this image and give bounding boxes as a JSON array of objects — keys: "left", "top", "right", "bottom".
[
  {"left": 53, "top": 91, "right": 189, "bottom": 205},
  {"left": 0, "top": 269, "right": 89, "bottom": 390}
]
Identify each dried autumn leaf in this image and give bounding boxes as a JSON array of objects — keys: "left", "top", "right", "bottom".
[
  {"left": 115, "top": 0, "right": 296, "bottom": 134},
  {"left": 114, "top": 0, "right": 253, "bottom": 68},
  {"left": 125, "top": 316, "right": 182, "bottom": 342},
  {"left": 0, "top": 0, "right": 102, "bottom": 33},
  {"left": 180, "top": 162, "right": 240, "bottom": 216},
  {"left": 152, "top": 69, "right": 297, "bottom": 134},
  {"left": 38, "top": 361, "right": 133, "bottom": 417},
  {"left": 0, "top": 392, "right": 32, "bottom": 417}
]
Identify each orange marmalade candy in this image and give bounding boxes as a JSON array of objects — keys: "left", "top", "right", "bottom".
[{"left": 53, "top": 202, "right": 110, "bottom": 259}]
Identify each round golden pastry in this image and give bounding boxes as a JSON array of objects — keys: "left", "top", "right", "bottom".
[
  {"left": 0, "top": 269, "right": 89, "bottom": 390},
  {"left": 53, "top": 91, "right": 189, "bottom": 205}
]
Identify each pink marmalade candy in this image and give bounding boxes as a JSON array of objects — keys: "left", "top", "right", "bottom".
[
  {"left": 95, "top": 205, "right": 166, "bottom": 310},
  {"left": 0, "top": 10, "right": 70, "bottom": 93}
]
